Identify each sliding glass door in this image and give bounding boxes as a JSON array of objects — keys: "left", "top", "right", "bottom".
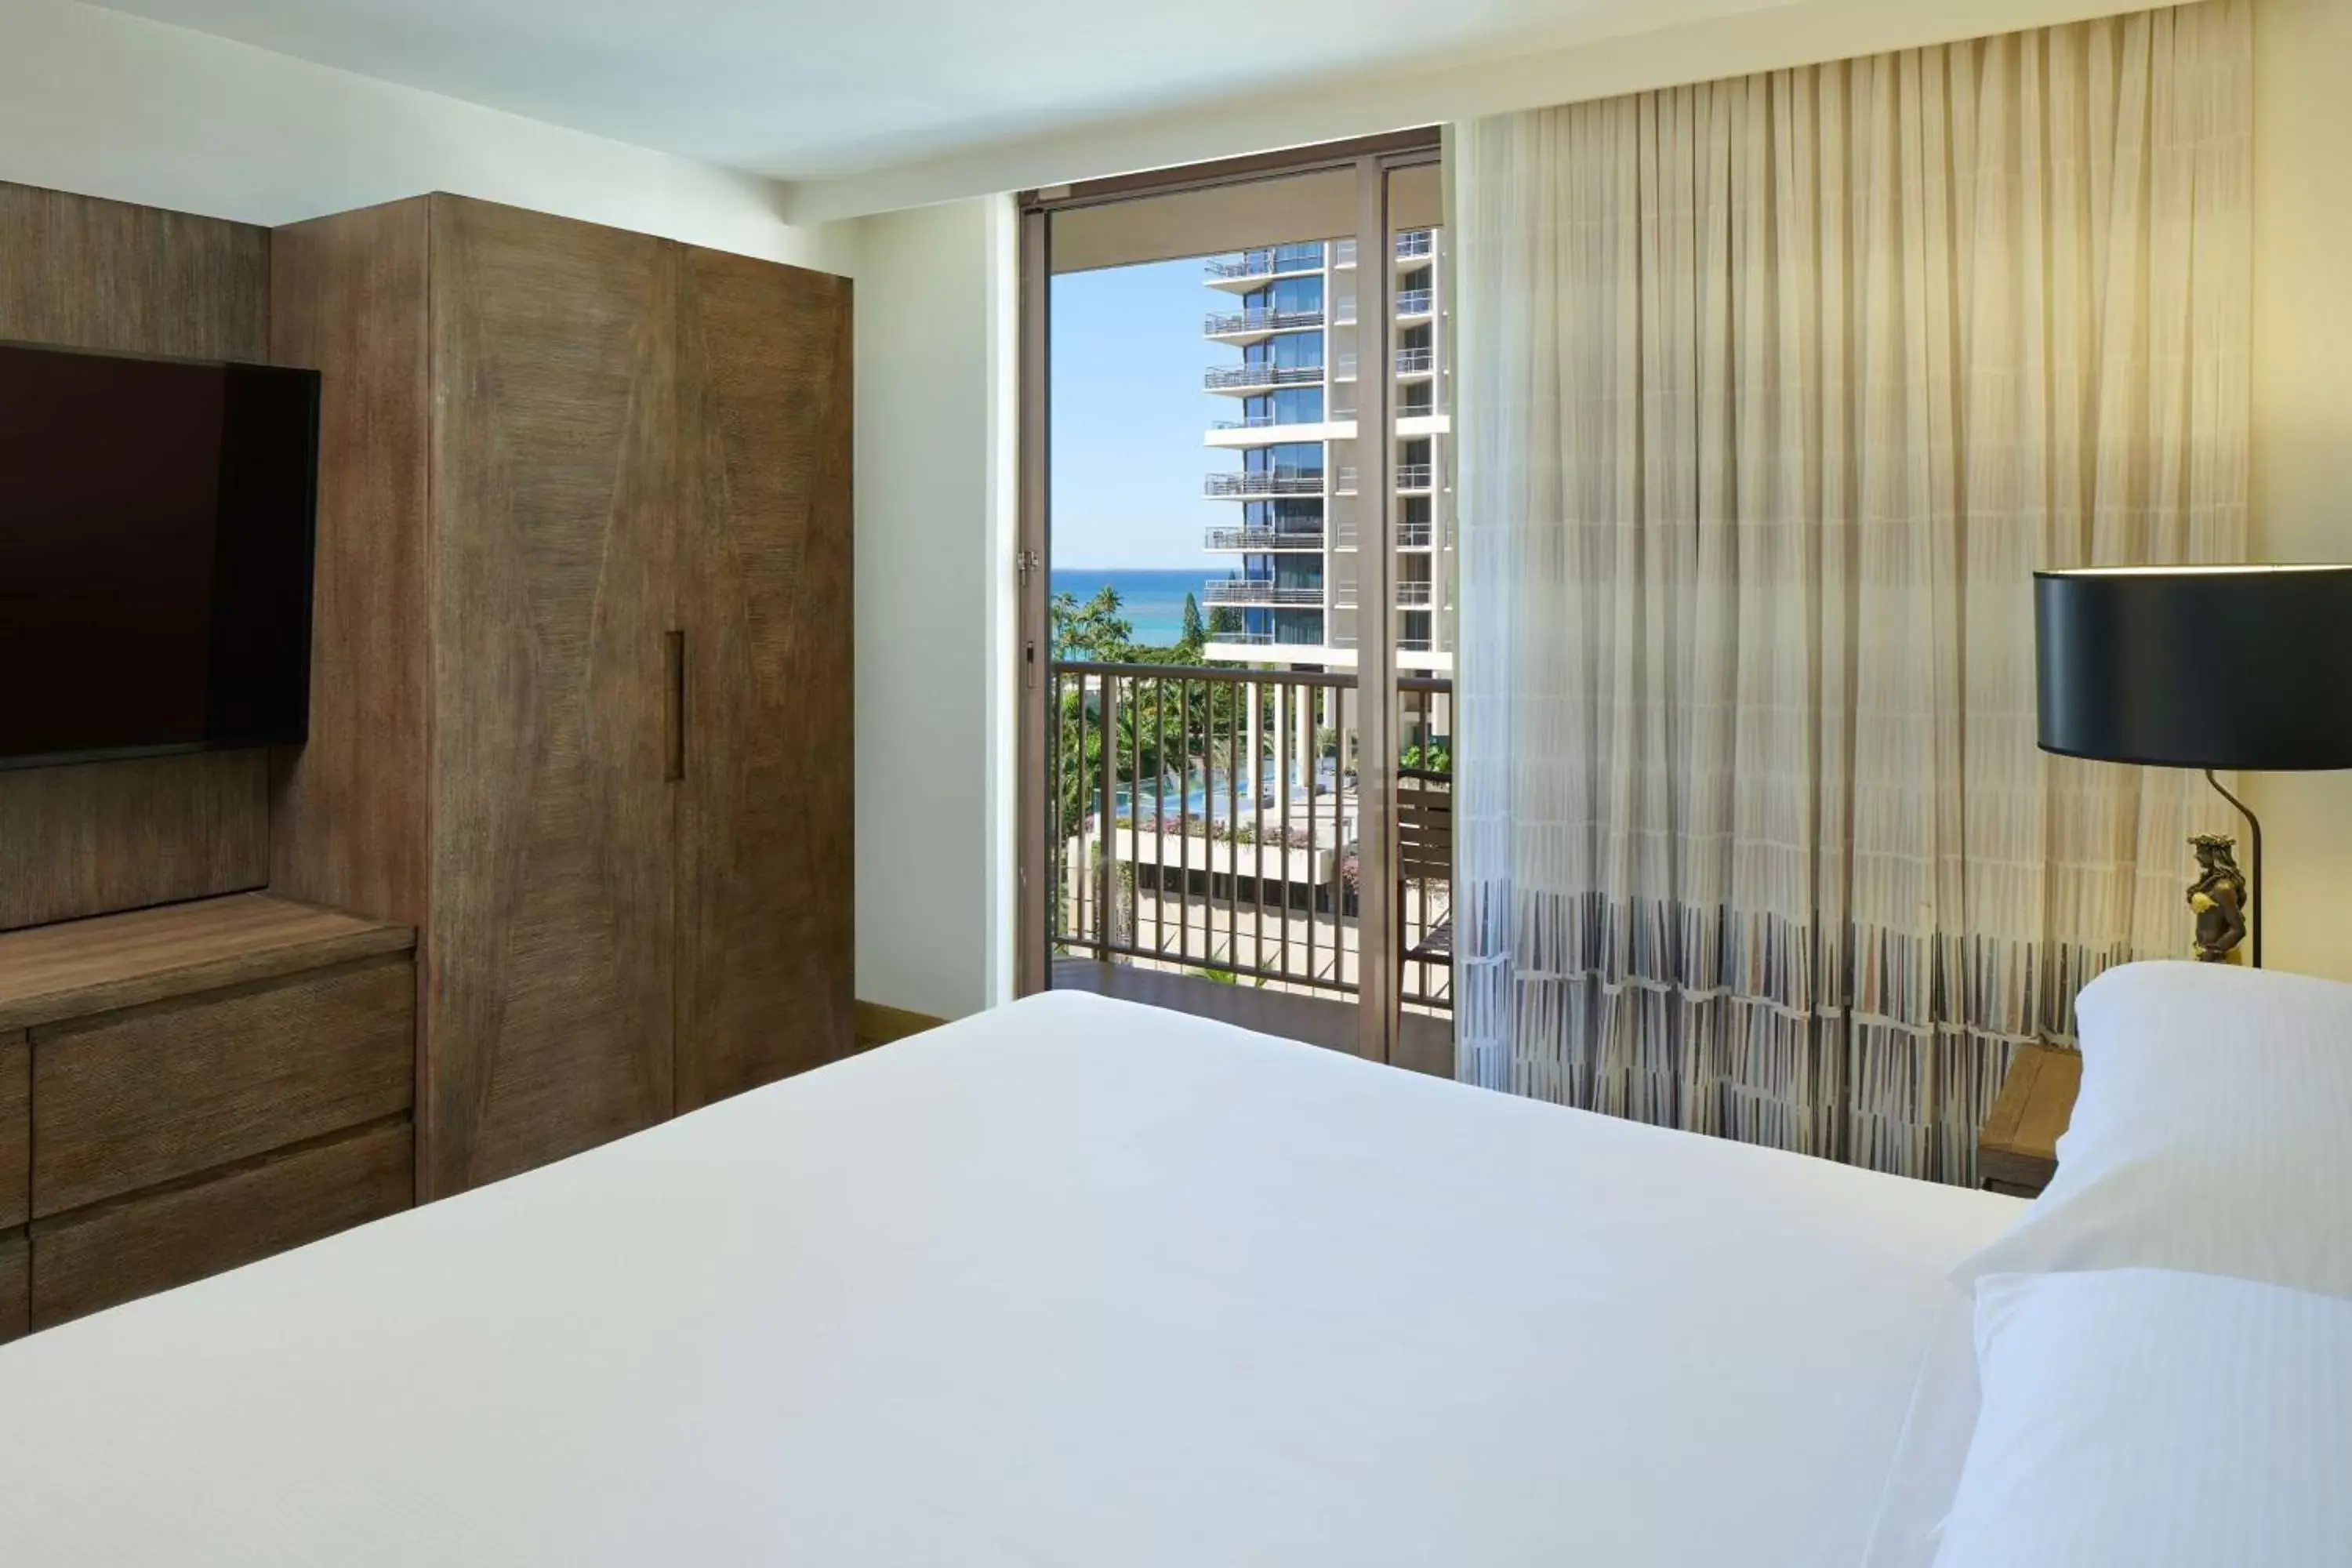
[{"left": 1015, "top": 133, "right": 1450, "bottom": 1070}]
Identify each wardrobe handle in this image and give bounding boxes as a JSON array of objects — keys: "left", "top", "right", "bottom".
[{"left": 665, "top": 629, "right": 686, "bottom": 782}]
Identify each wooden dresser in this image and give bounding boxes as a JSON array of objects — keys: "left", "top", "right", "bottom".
[{"left": 0, "top": 894, "right": 415, "bottom": 1341}]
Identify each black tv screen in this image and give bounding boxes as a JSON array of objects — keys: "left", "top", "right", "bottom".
[{"left": 0, "top": 341, "right": 319, "bottom": 771}]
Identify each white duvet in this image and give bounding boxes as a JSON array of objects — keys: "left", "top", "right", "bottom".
[{"left": 0, "top": 991, "right": 2017, "bottom": 1566}]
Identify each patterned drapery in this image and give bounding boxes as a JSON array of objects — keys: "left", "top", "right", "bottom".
[{"left": 1454, "top": 2, "right": 2252, "bottom": 1182}]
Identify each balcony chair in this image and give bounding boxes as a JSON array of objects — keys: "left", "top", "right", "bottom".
[{"left": 1396, "top": 766, "right": 1453, "bottom": 967}]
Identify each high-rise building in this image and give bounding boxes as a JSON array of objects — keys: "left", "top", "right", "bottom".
[{"left": 1199, "top": 229, "right": 1452, "bottom": 673}]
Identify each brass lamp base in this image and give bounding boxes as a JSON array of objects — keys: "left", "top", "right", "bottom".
[{"left": 2188, "top": 831, "right": 2249, "bottom": 964}]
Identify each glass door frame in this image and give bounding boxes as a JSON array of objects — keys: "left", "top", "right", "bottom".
[{"left": 1014, "top": 129, "right": 1443, "bottom": 1069}]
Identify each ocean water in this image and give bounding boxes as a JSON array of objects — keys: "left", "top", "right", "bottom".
[{"left": 1051, "top": 567, "right": 1207, "bottom": 648}]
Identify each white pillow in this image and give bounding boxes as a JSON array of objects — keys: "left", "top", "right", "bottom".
[
  {"left": 1933, "top": 1269, "right": 2352, "bottom": 1568},
  {"left": 1954, "top": 960, "right": 2352, "bottom": 1299}
]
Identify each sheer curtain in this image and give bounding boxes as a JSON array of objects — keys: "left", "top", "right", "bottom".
[{"left": 1453, "top": 0, "right": 2252, "bottom": 1182}]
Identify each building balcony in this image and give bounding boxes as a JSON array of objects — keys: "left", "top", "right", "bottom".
[
  {"left": 1327, "top": 466, "right": 1440, "bottom": 497},
  {"left": 1395, "top": 347, "right": 1436, "bottom": 376},
  {"left": 1203, "top": 306, "right": 1324, "bottom": 339},
  {"left": 1205, "top": 525, "right": 1327, "bottom": 551},
  {"left": 1333, "top": 583, "right": 1438, "bottom": 610},
  {"left": 1208, "top": 408, "right": 1338, "bottom": 434},
  {"left": 1203, "top": 244, "right": 1327, "bottom": 285},
  {"left": 1396, "top": 289, "right": 1435, "bottom": 318},
  {"left": 1335, "top": 521, "right": 1446, "bottom": 550},
  {"left": 1203, "top": 362, "right": 1324, "bottom": 393},
  {"left": 1202, "top": 579, "right": 1326, "bottom": 607},
  {"left": 1205, "top": 469, "right": 1326, "bottom": 498},
  {"left": 1333, "top": 234, "right": 1433, "bottom": 268}
]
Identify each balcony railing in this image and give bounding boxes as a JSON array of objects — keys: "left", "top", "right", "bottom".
[
  {"left": 1204, "top": 362, "right": 1324, "bottom": 391},
  {"left": 1203, "top": 579, "right": 1325, "bottom": 606},
  {"left": 1330, "top": 233, "right": 1433, "bottom": 270},
  {"left": 1397, "top": 521, "right": 1437, "bottom": 549},
  {"left": 1395, "top": 581, "right": 1435, "bottom": 607},
  {"left": 1396, "top": 289, "right": 1435, "bottom": 317},
  {"left": 1396, "top": 463, "right": 1435, "bottom": 490},
  {"left": 1203, "top": 243, "right": 1327, "bottom": 281},
  {"left": 1395, "top": 347, "right": 1435, "bottom": 375},
  {"left": 1205, "top": 469, "right": 1326, "bottom": 498},
  {"left": 1204, "top": 306, "right": 1324, "bottom": 336},
  {"left": 1205, "top": 525, "right": 1327, "bottom": 551},
  {"left": 1051, "top": 661, "right": 1454, "bottom": 1009},
  {"left": 1209, "top": 408, "right": 1333, "bottom": 432}
]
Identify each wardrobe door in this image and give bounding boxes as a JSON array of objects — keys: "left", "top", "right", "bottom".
[
  {"left": 672, "top": 245, "right": 854, "bottom": 1112},
  {"left": 424, "top": 198, "right": 679, "bottom": 1195}
]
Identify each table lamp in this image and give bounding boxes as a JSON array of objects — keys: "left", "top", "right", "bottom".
[{"left": 2035, "top": 565, "right": 2352, "bottom": 968}]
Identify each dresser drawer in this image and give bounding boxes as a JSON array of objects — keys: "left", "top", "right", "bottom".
[
  {"left": 0, "top": 1031, "right": 25, "bottom": 1229},
  {"left": 0, "top": 1229, "right": 25, "bottom": 1343},
  {"left": 31, "top": 1119, "right": 411, "bottom": 1330},
  {"left": 32, "top": 956, "right": 414, "bottom": 1218}
]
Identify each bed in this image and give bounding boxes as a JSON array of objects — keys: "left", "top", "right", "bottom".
[{"left": 0, "top": 990, "right": 2017, "bottom": 1566}]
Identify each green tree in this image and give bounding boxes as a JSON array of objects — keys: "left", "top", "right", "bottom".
[
  {"left": 1179, "top": 592, "right": 1206, "bottom": 650},
  {"left": 1051, "top": 586, "right": 1133, "bottom": 663}
]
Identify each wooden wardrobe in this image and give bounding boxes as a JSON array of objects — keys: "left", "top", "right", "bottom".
[{"left": 270, "top": 194, "right": 852, "bottom": 1200}]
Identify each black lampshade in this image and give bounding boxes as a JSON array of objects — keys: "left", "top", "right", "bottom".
[{"left": 2035, "top": 565, "right": 2352, "bottom": 771}]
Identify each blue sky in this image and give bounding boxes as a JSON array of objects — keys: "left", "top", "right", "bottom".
[{"left": 1050, "top": 258, "right": 1235, "bottom": 570}]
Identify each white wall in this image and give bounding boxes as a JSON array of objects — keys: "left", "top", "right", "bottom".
[
  {"left": 2247, "top": 0, "right": 2352, "bottom": 981},
  {"left": 0, "top": 0, "right": 833, "bottom": 267},
  {"left": 850, "top": 197, "right": 1020, "bottom": 1019}
]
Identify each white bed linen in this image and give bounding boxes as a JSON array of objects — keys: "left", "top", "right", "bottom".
[
  {"left": 1860, "top": 1292, "right": 1983, "bottom": 1568},
  {"left": 0, "top": 992, "right": 2019, "bottom": 1567}
]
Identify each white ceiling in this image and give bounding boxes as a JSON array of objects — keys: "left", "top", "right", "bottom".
[{"left": 89, "top": 0, "right": 1720, "bottom": 183}]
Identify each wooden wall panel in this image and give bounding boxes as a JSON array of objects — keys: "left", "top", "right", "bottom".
[
  {"left": 423, "top": 197, "right": 677, "bottom": 1196},
  {"left": 0, "top": 753, "right": 270, "bottom": 933},
  {"left": 673, "top": 249, "right": 855, "bottom": 1110},
  {"left": 0, "top": 180, "right": 274, "bottom": 931},
  {"left": 268, "top": 200, "right": 435, "bottom": 930},
  {"left": 0, "top": 181, "right": 268, "bottom": 358}
]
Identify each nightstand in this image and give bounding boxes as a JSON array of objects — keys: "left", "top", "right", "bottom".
[{"left": 1977, "top": 1042, "right": 2082, "bottom": 1198}]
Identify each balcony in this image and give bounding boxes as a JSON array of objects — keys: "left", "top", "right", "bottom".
[
  {"left": 1205, "top": 525, "right": 1327, "bottom": 551},
  {"left": 1203, "top": 579, "right": 1325, "bottom": 607},
  {"left": 1396, "top": 581, "right": 1435, "bottom": 607},
  {"left": 1397, "top": 521, "right": 1439, "bottom": 549},
  {"left": 1051, "top": 661, "right": 1456, "bottom": 1011},
  {"left": 1203, "top": 243, "right": 1327, "bottom": 282},
  {"left": 1395, "top": 347, "right": 1435, "bottom": 376},
  {"left": 1204, "top": 362, "right": 1324, "bottom": 392},
  {"left": 1396, "top": 463, "right": 1436, "bottom": 491},
  {"left": 1205, "top": 469, "right": 1326, "bottom": 498},
  {"left": 1209, "top": 405, "right": 1334, "bottom": 433},
  {"left": 1204, "top": 306, "right": 1325, "bottom": 338},
  {"left": 1395, "top": 230, "right": 1434, "bottom": 260},
  {"left": 1396, "top": 289, "right": 1434, "bottom": 318}
]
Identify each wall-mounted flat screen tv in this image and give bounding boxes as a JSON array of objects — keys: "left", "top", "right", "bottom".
[{"left": 0, "top": 341, "right": 320, "bottom": 771}]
